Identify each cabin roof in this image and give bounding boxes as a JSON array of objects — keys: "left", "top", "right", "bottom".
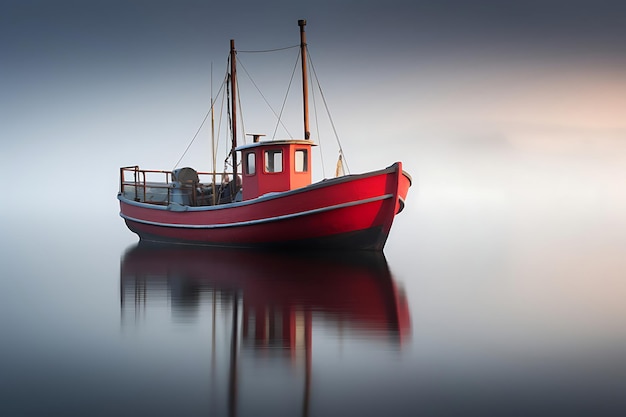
[{"left": 235, "top": 139, "right": 317, "bottom": 151}]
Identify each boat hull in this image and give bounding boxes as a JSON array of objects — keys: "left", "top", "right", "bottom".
[{"left": 118, "top": 162, "right": 411, "bottom": 251}]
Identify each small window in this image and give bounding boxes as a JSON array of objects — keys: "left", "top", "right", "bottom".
[
  {"left": 246, "top": 152, "right": 256, "bottom": 175},
  {"left": 265, "top": 149, "right": 283, "bottom": 173},
  {"left": 295, "top": 149, "right": 308, "bottom": 172}
]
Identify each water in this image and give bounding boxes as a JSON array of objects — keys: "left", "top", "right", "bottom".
[{"left": 1, "top": 144, "right": 625, "bottom": 417}]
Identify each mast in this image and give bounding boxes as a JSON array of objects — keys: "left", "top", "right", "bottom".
[
  {"left": 211, "top": 62, "right": 217, "bottom": 205},
  {"left": 230, "top": 39, "right": 238, "bottom": 183},
  {"left": 298, "top": 19, "right": 310, "bottom": 140}
]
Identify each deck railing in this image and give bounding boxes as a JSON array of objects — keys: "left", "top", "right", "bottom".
[{"left": 119, "top": 166, "right": 225, "bottom": 206}]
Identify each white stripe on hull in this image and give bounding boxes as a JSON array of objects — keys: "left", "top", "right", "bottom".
[{"left": 120, "top": 194, "right": 394, "bottom": 229}]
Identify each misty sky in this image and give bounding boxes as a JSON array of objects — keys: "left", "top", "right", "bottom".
[
  {"left": 3, "top": 1, "right": 625, "bottom": 131},
  {"left": 1, "top": 0, "right": 625, "bottom": 209}
]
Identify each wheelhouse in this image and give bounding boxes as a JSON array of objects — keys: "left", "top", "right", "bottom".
[{"left": 236, "top": 139, "right": 316, "bottom": 200}]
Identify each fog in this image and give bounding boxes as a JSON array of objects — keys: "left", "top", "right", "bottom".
[{"left": 1, "top": 2, "right": 625, "bottom": 415}]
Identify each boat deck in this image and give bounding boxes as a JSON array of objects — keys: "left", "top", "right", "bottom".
[{"left": 119, "top": 166, "right": 238, "bottom": 207}]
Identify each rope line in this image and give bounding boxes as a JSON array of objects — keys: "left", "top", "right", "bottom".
[
  {"left": 307, "top": 48, "right": 349, "bottom": 174},
  {"left": 272, "top": 51, "right": 300, "bottom": 139},
  {"left": 238, "top": 44, "right": 299, "bottom": 53},
  {"left": 236, "top": 57, "right": 293, "bottom": 139},
  {"left": 172, "top": 45, "right": 350, "bottom": 176},
  {"left": 309, "top": 59, "right": 326, "bottom": 178},
  {"left": 214, "top": 76, "right": 227, "bottom": 164},
  {"left": 237, "top": 74, "right": 245, "bottom": 146},
  {"left": 173, "top": 66, "right": 228, "bottom": 170}
]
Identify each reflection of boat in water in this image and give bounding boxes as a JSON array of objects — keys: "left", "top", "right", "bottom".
[
  {"left": 120, "top": 244, "right": 410, "bottom": 416},
  {"left": 120, "top": 244, "right": 410, "bottom": 345}
]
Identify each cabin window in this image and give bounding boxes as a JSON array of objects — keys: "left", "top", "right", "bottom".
[
  {"left": 264, "top": 149, "right": 283, "bottom": 173},
  {"left": 246, "top": 152, "right": 256, "bottom": 175},
  {"left": 295, "top": 149, "right": 308, "bottom": 172}
]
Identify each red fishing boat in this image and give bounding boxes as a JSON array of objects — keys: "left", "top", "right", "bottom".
[{"left": 118, "top": 20, "right": 411, "bottom": 251}]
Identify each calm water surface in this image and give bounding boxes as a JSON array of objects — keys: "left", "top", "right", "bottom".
[{"left": 1, "top": 149, "right": 625, "bottom": 416}]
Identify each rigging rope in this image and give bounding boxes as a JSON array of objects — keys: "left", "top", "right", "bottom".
[
  {"left": 171, "top": 44, "right": 350, "bottom": 177},
  {"left": 223, "top": 58, "right": 242, "bottom": 171},
  {"left": 237, "top": 74, "right": 246, "bottom": 146},
  {"left": 214, "top": 78, "right": 227, "bottom": 162},
  {"left": 271, "top": 51, "right": 300, "bottom": 139},
  {"left": 172, "top": 70, "right": 228, "bottom": 170},
  {"left": 225, "top": 66, "right": 233, "bottom": 169},
  {"left": 237, "top": 44, "right": 299, "bottom": 53},
  {"left": 307, "top": 49, "right": 350, "bottom": 174},
  {"left": 236, "top": 56, "right": 293, "bottom": 140},
  {"left": 310, "top": 63, "right": 326, "bottom": 178}
]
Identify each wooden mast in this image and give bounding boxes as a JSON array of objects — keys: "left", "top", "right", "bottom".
[
  {"left": 211, "top": 62, "right": 217, "bottom": 205},
  {"left": 230, "top": 39, "right": 238, "bottom": 184},
  {"left": 298, "top": 19, "right": 310, "bottom": 140}
]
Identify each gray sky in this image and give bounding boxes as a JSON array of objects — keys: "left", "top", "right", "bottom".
[{"left": 1, "top": 0, "right": 625, "bottom": 187}]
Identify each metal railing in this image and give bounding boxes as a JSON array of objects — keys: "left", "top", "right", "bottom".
[{"left": 119, "top": 166, "right": 225, "bottom": 206}]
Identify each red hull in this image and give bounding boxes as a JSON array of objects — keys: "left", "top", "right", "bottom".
[{"left": 118, "top": 162, "right": 411, "bottom": 251}]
